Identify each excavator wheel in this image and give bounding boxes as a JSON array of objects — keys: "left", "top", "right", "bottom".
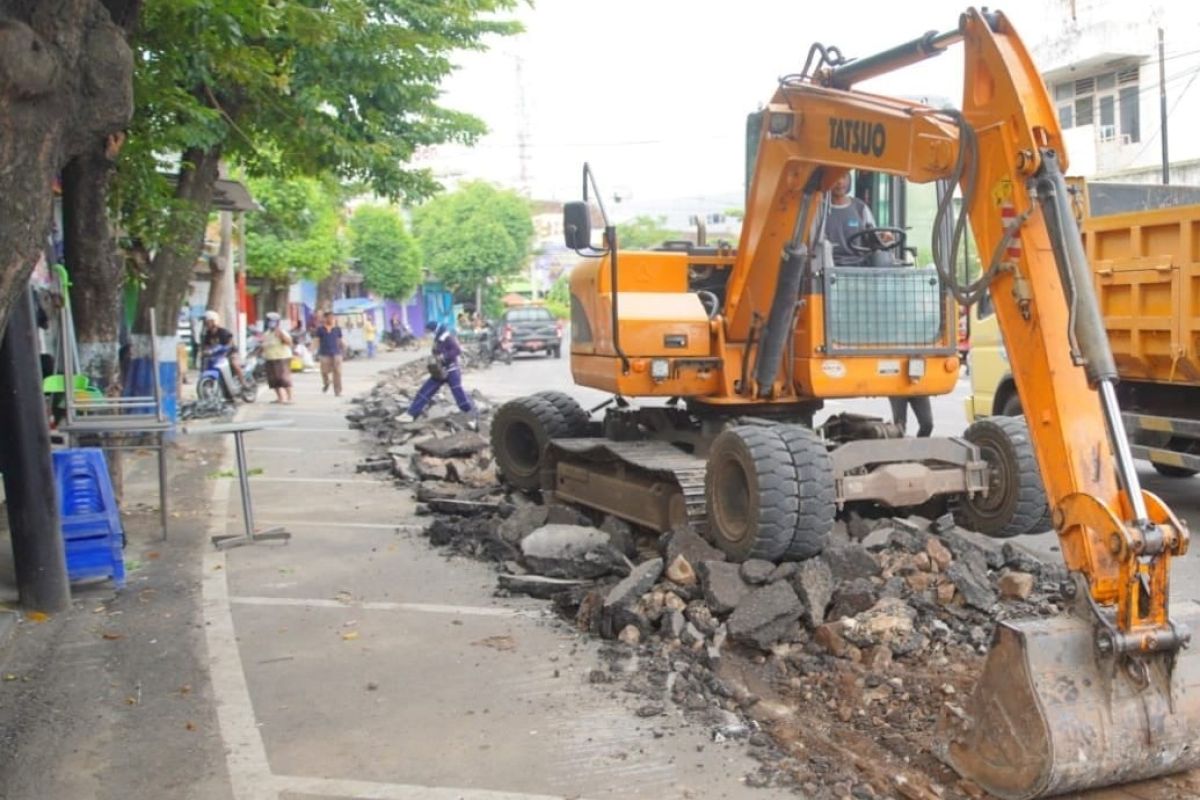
[
  {"left": 776, "top": 425, "right": 836, "bottom": 560},
  {"left": 491, "top": 395, "right": 569, "bottom": 490},
  {"left": 532, "top": 390, "right": 590, "bottom": 436},
  {"left": 705, "top": 425, "right": 799, "bottom": 562},
  {"left": 955, "top": 416, "right": 1049, "bottom": 538}
]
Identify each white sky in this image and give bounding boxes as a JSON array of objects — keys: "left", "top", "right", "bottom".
[{"left": 419, "top": 0, "right": 1049, "bottom": 210}]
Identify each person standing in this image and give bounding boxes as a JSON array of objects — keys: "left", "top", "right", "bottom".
[
  {"left": 314, "top": 311, "right": 344, "bottom": 396},
  {"left": 364, "top": 316, "right": 377, "bottom": 359},
  {"left": 262, "top": 312, "right": 294, "bottom": 404},
  {"left": 889, "top": 396, "right": 934, "bottom": 438},
  {"left": 405, "top": 321, "right": 476, "bottom": 429}
]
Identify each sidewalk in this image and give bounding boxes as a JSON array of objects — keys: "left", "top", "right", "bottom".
[{"left": 1, "top": 350, "right": 789, "bottom": 799}]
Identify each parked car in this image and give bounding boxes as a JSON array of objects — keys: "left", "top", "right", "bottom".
[{"left": 499, "top": 306, "right": 563, "bottom": 358}]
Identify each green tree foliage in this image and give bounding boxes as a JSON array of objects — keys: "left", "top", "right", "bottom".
[
  {"left": 116, "top": 0, "right": 522, "bottom": 331},
  {"left": 349, "top": 205, "right": 422, "bottom": 300},
  {"left": 544, "top": 271, "right": 570, "bottom": 319},
  {"left": 245, "top": 176, "right": 345, "bottom": 282},
  {"left": 614, "top": 215, "right": 686, "bottom": 249},
  {"left": 412, "top": 182, "right": 534, "bottom": 297}
]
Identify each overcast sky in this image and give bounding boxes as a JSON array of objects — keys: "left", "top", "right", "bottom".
[{"left": 417, "top": 0, "right": 1051, "bottom": 209}]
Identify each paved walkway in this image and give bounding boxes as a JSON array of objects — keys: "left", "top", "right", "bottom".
[{"left": 204, "top": 350, "right": 787, "bottom": 800}]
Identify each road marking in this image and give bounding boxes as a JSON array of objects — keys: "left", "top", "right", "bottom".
[
  {"left": 243, "top": 446, "right": 360, "bottom": 454},
  {"left": 254, "top": 427, "right": 354, "bottom": 433},
  {"left": 247, "top": 476, "right": 383, "bottom": 484},
  {"left": 254, "top": 519, "right": 423, "bottom": 531},
  {"left": 230, "top": 595, "right": 530, "bottom": 618},
  {"left": 201, "top": 477, "right": 278, "bottom": 800},
  {"left": 274, "top": 774, "right": 579, "bottom": 800}
]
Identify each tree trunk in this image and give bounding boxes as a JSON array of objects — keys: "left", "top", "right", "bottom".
[
  {"left": 134, "top": 145, "right": 223, "bottom": 336},
  {"left": 269, "top": 279, "right": 290, "bottom": 315},
  {"left": 317, "top": 269, "right": 340, "bottom": 315},
  {"left": 62, "top": 144, "right": 123, "bottom": 392},
  {"left": 205, "top": 255, "right": 225, "bottom": 314},
  {"left": 0, "top": 1, "right": 134, "bottom": 339}
]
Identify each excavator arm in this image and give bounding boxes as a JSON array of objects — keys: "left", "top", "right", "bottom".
[{"left": 724, "top": 8, "right": 1199, "bottom": 797}]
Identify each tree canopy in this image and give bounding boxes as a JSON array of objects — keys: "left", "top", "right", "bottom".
[
  {"left": 412, "top": 182, "right": 534, "bottom": 297},
  {"left": 614, "top": 215, "right": 687, "bottom": 249},
  {"left": 116, "top": 0, "right": 522, "bottom": 332},
  {"left": 349, "top": 204, "right": 422, "bottom": 300},
  {"left": 245, "top": 176, "right": 345, "bottom": 283}
]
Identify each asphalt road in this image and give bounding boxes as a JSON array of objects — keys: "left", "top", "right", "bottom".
[{"left": 469, "top": 353, "right": 1200, "bottom": 605}]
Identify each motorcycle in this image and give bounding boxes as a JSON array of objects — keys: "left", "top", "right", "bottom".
[
  {"left": 494, "top": 324, "right": 514, "bottom": 365},
  {"left": 244, "top": 337, "right": 267, "bottom": 383},
  {"left": 197, "top": 344, "right": 258, "bottom": 404}
]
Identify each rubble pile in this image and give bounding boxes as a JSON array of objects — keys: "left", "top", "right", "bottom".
[{"left": 350, "top": 376, "right": 1071, "bottom": 798}]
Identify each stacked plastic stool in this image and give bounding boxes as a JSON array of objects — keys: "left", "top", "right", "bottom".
[{"left": 52, "top": 448, "right": 126, "bottom": 588}]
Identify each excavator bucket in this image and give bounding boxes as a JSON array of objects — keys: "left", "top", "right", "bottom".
[{"left": 943, "top": 603, "right": 1200, "bottom": 799}]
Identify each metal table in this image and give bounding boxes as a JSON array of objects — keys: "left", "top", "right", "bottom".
[{"left": 182, "top": 418, "right": 294, "bottom": 549}]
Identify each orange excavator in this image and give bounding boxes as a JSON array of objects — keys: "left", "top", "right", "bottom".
[{"left": 491, "top": 8, "right": 1200, "bottom": 796}]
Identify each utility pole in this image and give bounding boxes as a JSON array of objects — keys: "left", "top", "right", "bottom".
[
  {"left": 0, "top": 288, "right": 70, "bottom": 613},
  {"left": 1159, "top": 27, "right": 1170, "bottom": 184}
]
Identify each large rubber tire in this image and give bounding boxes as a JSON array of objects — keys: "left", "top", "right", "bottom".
[
  {"left": 1154, "top": 462, "right": 1199, "bottom": 478},
  {"left": 1000, "top": 393, "right": 1023, "bottom": 417},
  {"left": 955, "top": 416, "right": 1049, "bottom": 538},
  {"left": 705, "top": 425, "right": 800, "bottom": 562},
  {"left": 491, "top": 395, "right": 569, "bottom": 490},
  {"left": 776, "top": 425, "right": 837, "bottom": 560},
  {"left": 533, "top": 390, "right": 590, "bottom": 436}
]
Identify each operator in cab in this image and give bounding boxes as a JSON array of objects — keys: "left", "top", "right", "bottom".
[{"left": 822, "top": 174, "right": 894, "bottom": 266}]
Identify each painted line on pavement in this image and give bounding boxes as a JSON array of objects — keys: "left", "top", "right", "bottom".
[
  {"left": 253, "top": 427, "right": 355, "bottom": 433},
  {"left": 201, "top": 477, "right": 279, "bottom": 800},
  {"left": 230, "top": 595, "right": 530, "bottom": 618},
  {"left": 254, "top": 519, "right": 424, "bottom": 530},
  {"left": 275, "top": 774, "right": 580, "bottom": 800},
  {"left": 247, "top": 476, "right": 382, "bottom": 484}
]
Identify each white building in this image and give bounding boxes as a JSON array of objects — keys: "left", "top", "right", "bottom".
[{"left": 1029, "top": 0, "right": 1200, "bottom": 183}]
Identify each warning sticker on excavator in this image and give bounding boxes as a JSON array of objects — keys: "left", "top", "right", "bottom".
[
  {"left": 991, "top": 177, "right": 1014, "bottom": 206},
  {"left": 821, "top": 360, "right": 846, "bottom": 378}
]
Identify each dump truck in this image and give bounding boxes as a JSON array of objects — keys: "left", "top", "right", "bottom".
[
  {"left": 969, "top": 181, "right": 1200, "bottom": 477},
  {"left": 490, "top": 8, "right": 1200, "bottom": 797}
]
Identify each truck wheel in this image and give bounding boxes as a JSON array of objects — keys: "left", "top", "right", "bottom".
[
  {"left": 491, "top": 395, "right": 569, "bottom": 490},
  {"left": 955, "top": 416, "right": 1049, "bottom": 538},
  {"left": 1153, "top": 463, "right": 1199, "bottom": 478},
  {"left": 705, "top": 425, "right": 799, "bottom": 562},
  {"left": 776, "top": 425, "right": 836, "bottom": 560},
  {"left": 1000, "top": 394, "right": 1023, "bottom": 417},
  {"left": 533, "top": 390, "right": 590, "bottom": 436}
]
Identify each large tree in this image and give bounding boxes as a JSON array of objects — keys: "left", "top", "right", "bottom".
[
  {"left": 348, "top": 205, "right": 422, "bottom": 301},
  {"left": 118, "top": 0, "right": 521, "bottom": 340},
  {"left": 245, "top": 175, "right": 346, "bottom": 312},
  {"left": 0, "top": 0, "right": 135, "bottom": 340},
  {"left": 412, "top": 181, "right": 534, "bottom": 310}
]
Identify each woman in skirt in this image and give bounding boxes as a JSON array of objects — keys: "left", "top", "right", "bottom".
[{"left": 263, "top": 311, "right": 294, "bottom": 404}]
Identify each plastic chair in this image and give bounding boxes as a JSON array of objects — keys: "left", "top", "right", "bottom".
[{"left": 52, "top": 448, "right": 126, "bottom": 588}]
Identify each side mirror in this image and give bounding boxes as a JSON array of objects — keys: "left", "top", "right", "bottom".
[{"left": 563, "top": 201, "right": 592, "bottom": 250}]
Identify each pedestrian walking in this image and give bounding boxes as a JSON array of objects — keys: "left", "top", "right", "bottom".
[
  {"left": 364, "top": 316, "right": 377, "bottom": 359},
  {"left": 314, "top": 310, "right": 344, "bottom": 396},
  {"left": 888, "top": 396, "right": 934, "bottom": 437},
  {"left": 405, "top": 321, "right": 477, "bottom": 429},
  {"left": 263, "top": 311, "right": 294, "bottom": 404}
]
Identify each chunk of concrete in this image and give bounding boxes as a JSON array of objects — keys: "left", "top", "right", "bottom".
[
  {"left": 828, "top": 577, "right": 879, "bottom": 621},
  {"left": 822, "top": 544, "right": 882, "bottom": 582},
  {"left": 414, "top": 430, "right": 489, "bottom": 458},
  {"left": 792, "top": 558, "right": 834, "bottom": 628},
  {"left": 521, "top": 524, "right": 630, "bottom": 579},
  {"left": 665, "top": 528, "right": 726, "bottom": 566},
  {"left": 739, "top": 559, "right": 776, "bottom": 585},
  {"left": 698, "top": 561, "right": 750, "bottom": 615},
  {"left": 727, "top": 581, "right": 804, "bottom": 651}
]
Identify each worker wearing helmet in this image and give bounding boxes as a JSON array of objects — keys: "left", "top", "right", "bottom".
[{"left": 405, "top": 320, "right": 477, "bottom": 429}]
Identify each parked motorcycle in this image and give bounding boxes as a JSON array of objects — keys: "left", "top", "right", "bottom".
[
  {"left": 244, "top": 338, "right": 267, "bottom": 383},
  {"left": 197, "top": 344, "right": 258, "bottom": 404}
]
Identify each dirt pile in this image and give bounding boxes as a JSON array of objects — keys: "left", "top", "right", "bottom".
[{"left": 350, "top": 376, "right": 1071, "bottom": 798}]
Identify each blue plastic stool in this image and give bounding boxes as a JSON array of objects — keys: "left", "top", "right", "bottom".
[{"left": 52, "top": 448, "right": 126, "bottom": 588}]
